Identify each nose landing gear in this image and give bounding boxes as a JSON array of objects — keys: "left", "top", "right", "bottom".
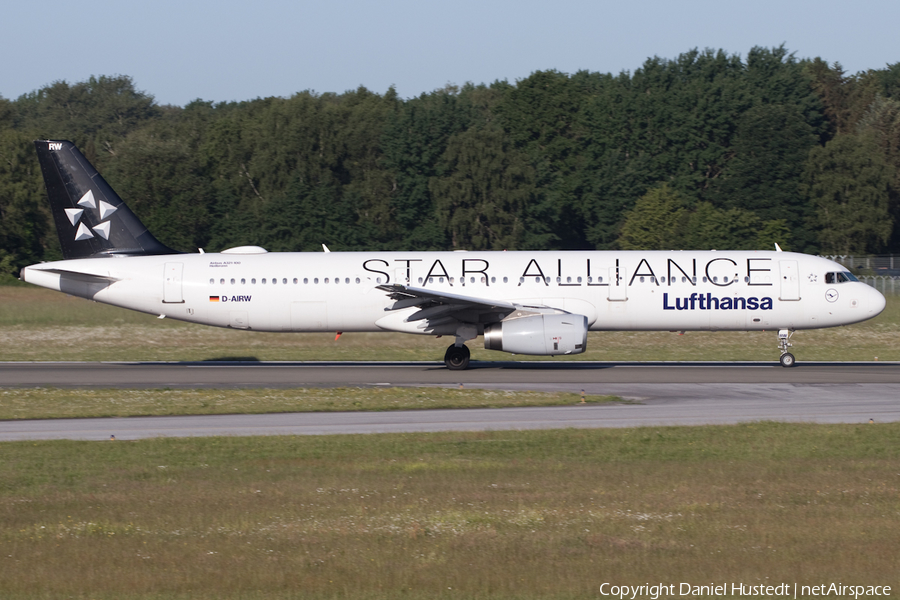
[{"left": 778, "top": 329, "right": 795, "bottom": 367}]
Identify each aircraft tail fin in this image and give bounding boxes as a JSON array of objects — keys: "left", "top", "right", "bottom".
[{"left": 34, "top": 140, "right": 178, "bottom": 259}]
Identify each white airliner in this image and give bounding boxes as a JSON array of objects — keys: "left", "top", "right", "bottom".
[{"left": 21, "top": 140, "right": 886, "bottom": 369}]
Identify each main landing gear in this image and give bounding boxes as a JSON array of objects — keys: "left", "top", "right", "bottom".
[
  {"left": 778, "top": 329, "right": 796, "bottom": 367},
  {"left": 444, "top": 344, "right": 471, "bottom": 370}
]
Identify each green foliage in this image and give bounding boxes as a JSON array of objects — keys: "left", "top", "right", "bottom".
[
  {"left": 430, "top": 123, "right": 535, "bottom": 249},
  {"left": 618, "top": 185, "right": 791, "bottom": 251},
  {"left": 705, "top": 103, "right": 818, "bottom": 251},
  {"left": 11, "top": 75, "right": 160, "bottom": 165},
  {"left": 616, "top": 184, "right": 687, "bottom": 250},
  {"left": 803, "top": 132, "right": 896, "bottom": 254},
  {"left": 2, "top": 48, "right": 900, "bottom": 269},
  {"left": 0, "top": 129, "right": 49, "bottom": 271}
]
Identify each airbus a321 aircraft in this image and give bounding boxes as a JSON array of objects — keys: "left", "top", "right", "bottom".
[{"left": 21, "top": 140, "right": 887, "bottom": 369}]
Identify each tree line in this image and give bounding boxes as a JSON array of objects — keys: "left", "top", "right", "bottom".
[{"left": 1, "top": 46, "right": 899, "bottom": 277}]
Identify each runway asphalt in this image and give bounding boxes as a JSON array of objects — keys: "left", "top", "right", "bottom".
[
  {"left": 1, "top": 361, "right": 898, "bottom": 440},
  {"left": 3, "top": 360, "right": 900, "bottom": 387}
]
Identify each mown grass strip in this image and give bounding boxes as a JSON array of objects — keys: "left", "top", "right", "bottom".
[
  {"left": 1, "top": 423, "right": 898, "bottom": 599},
  {"left": 0, "top": 387, "right": 619, "bottom": 420}
]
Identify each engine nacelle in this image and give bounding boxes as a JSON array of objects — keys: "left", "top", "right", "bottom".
[{"left": 483, "top": 313, "right": 588, "bottom": 356}]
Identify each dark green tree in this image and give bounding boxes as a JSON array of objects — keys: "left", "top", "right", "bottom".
[
  {"left": 616, "top": 185, "right": 687, "bottom": 250},
  {"left": 803, "top": 132, "right": 896, "bottom": 254},
  {"left": 12, "top": 75, "right": 160, "bottom": 166},
  {"left": 430, "top": 124, "right": 535, "bottom": 250},
  {"left": 0, "top": 130, "right": 50, "bottom": 273}
]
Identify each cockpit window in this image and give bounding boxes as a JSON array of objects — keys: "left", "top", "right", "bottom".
[{"left": 825, "top": 271, "right": 858, "bottom": 284}]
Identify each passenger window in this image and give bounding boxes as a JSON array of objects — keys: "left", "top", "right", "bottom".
[
  {"left": 241, "top": 278, "right": 246, "bottom": 285},
  {"left": 355, "top": 278, "right": 360, "bottom": 284},
  {"left": 220, "top": 278, "right": 225, "bottom": 285},
  {"left": 303, "top": 278, "right": 308, "bottom": 284},
  {"left": 251, "top": 278, "right": 256, "bottom": 284},
  {"left": 503, "top": 277, "right": 508, "bottom": 283},
  {"left": 293, "top": 278, "right": 298, "bottom": 284},
  {"left": 230, "top": 278, "right": 235, "bottom": 285},
  {"left": 314, "top": 278, "right": 318, "bottom": 284},
  {"left": 262, "top": 278, "right": 267, "bottom": 284},
  {"left": 324, "top": 278, "right": 329, "bottom": 284},
  {"left": 283, "top": 278, "right": 287, "bottom": 284},
  {"left": 209, "top": 278, "right": 214, "bottom": 285},
  {"left": 345, "top": 278, "right": 350, "bottom": 284}
]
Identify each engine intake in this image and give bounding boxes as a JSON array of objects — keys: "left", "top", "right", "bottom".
[{"left": 484, "top": 313, "right": 588, "bottom": 356}]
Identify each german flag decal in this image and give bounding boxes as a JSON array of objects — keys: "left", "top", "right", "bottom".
[{"left": 209, "top": 296, "right": 220, "bottom": 302}]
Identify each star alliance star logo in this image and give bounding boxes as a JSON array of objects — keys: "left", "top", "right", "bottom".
[
  {"left": 64, "top": 190, "right": 117, "bottom": 241},
  {"left": 808, "top": 273, "right": 818, "bottom": 283}
]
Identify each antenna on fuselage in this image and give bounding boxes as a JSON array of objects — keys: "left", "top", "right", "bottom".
[
  {"left": 322, "top": 244, "right": 331, "bottom": 253},
  {"left": 774, "top": 243, "right": 783, "bottom": 252}
]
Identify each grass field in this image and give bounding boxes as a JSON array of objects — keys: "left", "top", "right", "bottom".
[
  {"left": 1, "top": 424, "right": 898, "bottom": 599},
  {"left": 0, "top": 387, "right": 618, "bottom": 420},
  {"left": 3, "top": 286, "right": 898, "bottom": 599},
  {"left": 2, "top": 286, "right": 899, "bottom": 362}
]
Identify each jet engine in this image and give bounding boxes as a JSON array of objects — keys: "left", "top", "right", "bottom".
[{"left": 483, "top": 313, "right": 588, "bottom": 355}]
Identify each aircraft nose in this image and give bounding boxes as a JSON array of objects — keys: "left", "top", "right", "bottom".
[{"left": 867, "top": 285, "right": 887, "bottom": 318}]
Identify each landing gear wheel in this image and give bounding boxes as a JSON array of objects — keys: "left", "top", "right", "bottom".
[
  {"left": 444, "top": 344, "right": 470, "bottom": 371},
  {"left": 777, "top": 329, "right": 796, "bottom": 368}
]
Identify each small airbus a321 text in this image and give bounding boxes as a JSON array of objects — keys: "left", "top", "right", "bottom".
[{"left": 21, "top": 140, "right": 886, "bottom": 369}]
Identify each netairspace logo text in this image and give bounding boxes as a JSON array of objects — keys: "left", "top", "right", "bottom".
[{"left": 599, "top": 582, "right": 892, "bottom": 599}]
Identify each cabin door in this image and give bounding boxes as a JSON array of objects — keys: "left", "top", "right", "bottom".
[
  {"left": 163, "top": 262, "right": 184, "bottom": 304},
  {"left": 779, "top": 260, "right": 800, "bottom": 301}
]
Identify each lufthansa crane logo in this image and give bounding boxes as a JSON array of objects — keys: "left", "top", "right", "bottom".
[{"left": 825, "top": 288, "right": 839, "bottom": 303}]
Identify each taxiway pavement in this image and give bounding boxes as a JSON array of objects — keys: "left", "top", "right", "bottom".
[{"left": 1, "top": 361, "right": 898, "bottom": 440}]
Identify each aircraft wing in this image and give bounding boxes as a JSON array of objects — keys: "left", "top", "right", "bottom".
[
  {"left": 376, "top": 283, "right": 520, "bottom": 327},
  {"left": 378, "top": 283, "right": 516, "bottom": 310}
]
